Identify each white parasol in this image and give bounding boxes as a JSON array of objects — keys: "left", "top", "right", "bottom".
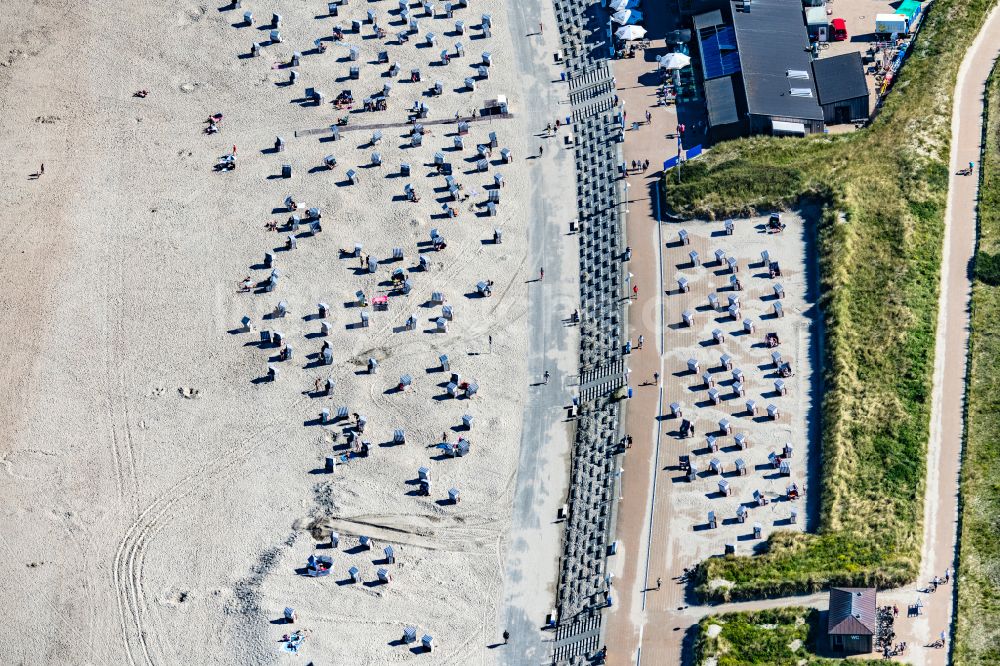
[
  {"left": 611, "top": 9, "right": 644, "bottom": 24},
  {"left": 659, "top": 52, "right": 692, "bottom": 70},
  {"left": 615, "top": 25, "right": 647, "bottom": 40}
]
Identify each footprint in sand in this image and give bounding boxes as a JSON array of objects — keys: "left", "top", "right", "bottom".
[
  {"left": 161, "top": 588, "right": 192, "bottom": 607},
  {"left": 178, "top": 5, "right": 207, "bottom": 25}
]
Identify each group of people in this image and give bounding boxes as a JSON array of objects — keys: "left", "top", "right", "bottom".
[
  {"left": 882, "top": 641, "right": 907, "bottom": 659},
  {"left": 614, "top": 43, "right": 643, "bottom": 59},
  {"left": 928, "top": 567, "right": 952, "bottom": 592},
  {"left": 204, "top": 113, "right": 223, "bottom": 135},
  {"left": 628, "top": 159, "right": 651, "bottom": 173}
]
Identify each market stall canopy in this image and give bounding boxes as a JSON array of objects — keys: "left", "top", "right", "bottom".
[
  {"left": 896, "top": 0, "right": 922, "bottom": 21},
  {"left": 615, "top": 25, "right": 647, "bottom": 40},
  {"left": 612, "top": 9, "right": 644, "bottom": 24},
  {"left": 659, "top": 52, "right": 692, "bottom": 69}
]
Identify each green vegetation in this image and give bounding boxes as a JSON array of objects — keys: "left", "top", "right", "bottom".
[
  {"left": 953, "top": 60, "right": 1000, "bottom": 666},
  {"left": 675, "top": 0, "right": 1000, "bottom": 602},
  {"left": 694, "top": 608, "right": 851, "bottom": 666}
]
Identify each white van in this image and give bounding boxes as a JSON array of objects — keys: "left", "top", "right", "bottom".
[{"left": 875, "top": 13, "right": 909, "bottom": 36}]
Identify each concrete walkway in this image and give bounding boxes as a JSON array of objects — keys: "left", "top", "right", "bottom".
[
  {"left": 602, "top": 41, "right": 679, "bottom": 666},
  {"left": 914, "top": 5, "right": 1000, "bottom": 664}
]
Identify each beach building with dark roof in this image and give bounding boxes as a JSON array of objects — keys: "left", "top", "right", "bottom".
[
  {"left": 812, "top": 52, "right": 870, "bottom": 125},
  {"left": 827, "top": 587, "right": 877, "bottom": 653},
  {"left": 694, "top": 0, "right": 825, "bottom": 138}
]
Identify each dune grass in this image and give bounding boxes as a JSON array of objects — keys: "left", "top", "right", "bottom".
[
  {"left": 668, "top": 0, "right": 1000, "bottom": 602},
  {"left": 694, "top": 608, "right": 853, "bottom": 666},
  {"left": 953, "top": 60, "right": 1000, "bottom": 666}
]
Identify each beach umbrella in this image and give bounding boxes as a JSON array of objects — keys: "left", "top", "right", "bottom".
[
  {"left": 611, "top": 9, "right": 643, "bottom": 24},
  {"left": 615, "top": 25, "right": 647, "bottom": 40},
  {"left": 659, "top": 52, "right": 692, "bottom": 70}
]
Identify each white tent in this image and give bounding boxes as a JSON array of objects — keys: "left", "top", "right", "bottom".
[
  {"left": 659, "top": 52, "right": 692, "bottom": 70},
  {"left": 611, "top": 9, "right": 644, "bottom": 24},
  {"left": 615, "top": 25, "right": 647, "bottom": 40}
]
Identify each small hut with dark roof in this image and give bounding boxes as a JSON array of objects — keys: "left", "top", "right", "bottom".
[{"left": 827, "top": 587, "right": 876, "bottom": 653}]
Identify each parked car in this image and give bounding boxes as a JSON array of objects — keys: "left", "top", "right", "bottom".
[{"left": 831, "top": 18, "right": 848, "bottom": 41}]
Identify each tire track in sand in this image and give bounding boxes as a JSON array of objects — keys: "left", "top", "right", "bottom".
[
  {"left": 103, "top": 181, "right": 145, "bottom": 666},
  {"left": 111, "top": 410, "right": 298, "bottom": 665}
]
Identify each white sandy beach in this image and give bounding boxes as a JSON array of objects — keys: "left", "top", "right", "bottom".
[
  {"left": 0, "top": 1, "right": 571, "bottom": 663},
  {"left": 657, "top": 213, "right": 819, "bottom": 565}
]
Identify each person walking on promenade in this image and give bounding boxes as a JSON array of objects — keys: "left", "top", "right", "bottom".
[
  {"left": 638, "top": 334, "right": 644, "bottom": 349},
  {"left": 539, "top": 266, "right": 544, "bottom": 281},
  {"left": 503, "top": 630, "right": 510, "bottom": 644},
  {"left": 656, "top": 577, "right": 662, "bottom": 590}
]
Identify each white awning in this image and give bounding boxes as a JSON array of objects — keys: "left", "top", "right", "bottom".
[{"left": 772, "top": 120, "right": 807, "bottom": 135}]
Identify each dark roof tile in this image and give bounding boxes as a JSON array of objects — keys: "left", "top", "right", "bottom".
[
  {"left": 828, "top": 587, "right": 877, "bottom": 636},
  {"left": 729, "top": 0, "right": 824, "bottom": 120},
  {"left": 705, "top": 76, "right": 740, "bottom": 126},
  {"left": 812, "top": 52, "right": 869, "bottom": 105}
]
